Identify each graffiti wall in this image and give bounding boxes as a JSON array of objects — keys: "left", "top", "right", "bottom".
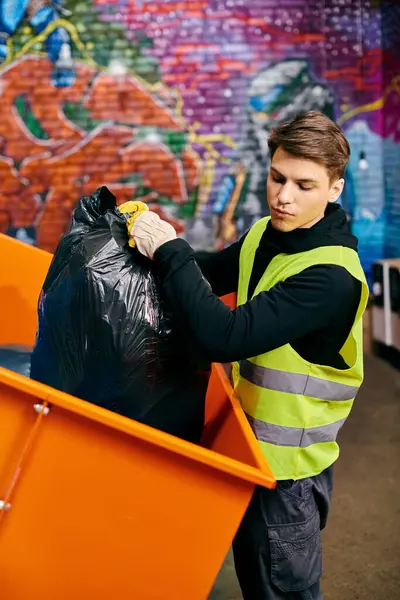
[
  {"left": 0, "top": 0, "right": 399, "bottom": 282},
  {"left": 381, "top": 0, "right": 400, "bottom": 260}
]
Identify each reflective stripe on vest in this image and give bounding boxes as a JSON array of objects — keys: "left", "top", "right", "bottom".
[
  {"left": 245, "top": 413, "right": 347, "bottom": 447},
  {"left": 240, "top": 360, "right": 359, "bottom": 402}
]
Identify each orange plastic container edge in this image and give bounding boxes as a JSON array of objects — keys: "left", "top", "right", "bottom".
[{"left": 0, "top": 365, "right": 275, "bottom": 489}]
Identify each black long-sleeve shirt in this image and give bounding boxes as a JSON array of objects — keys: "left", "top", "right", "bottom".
[{"left": 154, "top": 204, "right": 362, "bottom": 369}]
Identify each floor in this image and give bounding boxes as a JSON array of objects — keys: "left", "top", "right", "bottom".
[{"left": 209, "top": 354, "right": 400, "bottom": 600}]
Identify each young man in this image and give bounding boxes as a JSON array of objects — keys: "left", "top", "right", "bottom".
[{"left": 130, "top": 111, "right": 369, "bottom": 599}]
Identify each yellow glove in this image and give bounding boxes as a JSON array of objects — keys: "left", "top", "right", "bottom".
[{"left": 118, "top": 200, "right": 149, "bottom": 248}]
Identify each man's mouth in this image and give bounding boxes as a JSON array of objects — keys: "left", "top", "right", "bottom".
[{"left": 272, "top": 207, "right": 294, "bottom": 217}]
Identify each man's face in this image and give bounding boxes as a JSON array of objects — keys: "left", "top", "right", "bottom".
[{"left": 266, "top": 147, "right": 344, "bottom": 232}]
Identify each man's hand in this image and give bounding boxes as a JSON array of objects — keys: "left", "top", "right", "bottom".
[{"left": 129, "top": 211, "right": 177, "bottom": 259}]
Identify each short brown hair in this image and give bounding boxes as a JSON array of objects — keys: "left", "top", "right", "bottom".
[{"left": 268, "top": 111, "right": 350, "bottom": 181}]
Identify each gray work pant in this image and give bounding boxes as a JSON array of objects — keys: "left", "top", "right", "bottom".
[{"left": 233, "top": 466, "right": 333, "bottom": 600}]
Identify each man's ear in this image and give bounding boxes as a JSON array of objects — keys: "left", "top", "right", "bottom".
[{"left": 328, "top": 178, "right": 345, "bottom": 203}]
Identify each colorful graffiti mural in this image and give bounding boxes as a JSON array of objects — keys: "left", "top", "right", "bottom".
[
  {"left": 0, "top": 54, "right": 199, "bottom": 251},
  {"left": 0, "top": 0, "right": 399, "bottom": 280}
]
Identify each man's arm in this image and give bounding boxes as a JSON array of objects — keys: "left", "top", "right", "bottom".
[
  {"left": 155, "top": 239, "right": 361, "bottom": 364},
  {"left": 193, "top": 236, "right": 245, "bottom": 297}
]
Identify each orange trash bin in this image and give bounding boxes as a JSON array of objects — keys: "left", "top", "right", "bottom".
[{"left": 0, "top": 233, "right": 275, "bottom": 600}]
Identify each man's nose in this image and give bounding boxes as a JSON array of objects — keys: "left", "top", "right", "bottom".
[{"left": 278, "top": 183, "right": 293, "bottom": 204}]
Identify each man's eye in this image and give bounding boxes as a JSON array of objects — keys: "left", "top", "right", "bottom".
[
  {"left": 299, "top": 184, "right": 313, "bottom": 191},
  {"left": 272, "top": 177, "right": 285, "bottom": 184}
]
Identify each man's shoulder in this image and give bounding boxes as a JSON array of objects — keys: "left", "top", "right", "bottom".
[{"left": 294, "top": 263, "right": 362, "bottom": 302}]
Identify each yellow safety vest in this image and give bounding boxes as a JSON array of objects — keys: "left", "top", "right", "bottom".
[{"left": 232, "top": 217, "right": 369, "bottom": 480}]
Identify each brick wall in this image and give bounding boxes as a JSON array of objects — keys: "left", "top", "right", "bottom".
[
  {"left": 0, "top": 0, "right": 398, "bottom": 283},
  {"left": 382, "top": 0, "right": 400, "bottom": 258}
]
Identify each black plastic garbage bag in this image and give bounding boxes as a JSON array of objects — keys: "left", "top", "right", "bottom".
[
  {"left": 30, "top": 186, "right": 209, "bottom": 443},
  {"left": 0, "top": 345, "right": 31, "bottom": 378}
]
